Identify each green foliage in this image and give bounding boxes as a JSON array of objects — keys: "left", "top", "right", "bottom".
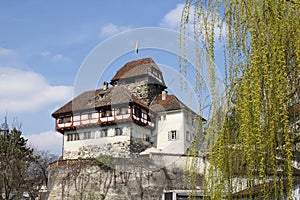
[
  {"left": 0, "top": 128, "right": 37, "bottom": 199},
  {"left": 181, "top": 0, "right": 300, "bottom": 199},
  {"left": 94, "top": 155, "right": 115, "bottom": 171}
]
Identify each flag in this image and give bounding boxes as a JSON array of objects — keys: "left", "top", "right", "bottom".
[{"left": 135, "top": 40, "right": 138, "bottom": 55}]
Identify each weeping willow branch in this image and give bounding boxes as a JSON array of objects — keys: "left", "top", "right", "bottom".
[{"left": 180, "top": 0, "right": 300, "bottom": 199}]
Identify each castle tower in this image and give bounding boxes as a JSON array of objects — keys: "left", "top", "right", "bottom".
[{"left": 110, "top": 58, "right": 167, "bottom": 106}]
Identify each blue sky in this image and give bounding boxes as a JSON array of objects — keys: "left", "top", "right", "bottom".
[
  {"left": 0, "top": 1, "right": 188, "bottom": 155},
  {"left": 0, "top": 1, "right": 226, "bottom": 155}
]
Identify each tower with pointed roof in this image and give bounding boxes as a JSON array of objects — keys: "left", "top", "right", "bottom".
[{"left": 110, "top": 58, "right": 167, "bottom": 106}]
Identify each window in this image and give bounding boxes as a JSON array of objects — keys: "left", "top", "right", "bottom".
[
  {"left": 67, "top": 134, "right": 73, "bottom": 141},
  {"left": 83, "top": 131, "right": 91, "bottom": 139},
  {"left": 87, "top": 99, "right": 93, "bottom": 105},
  {"left": 121, "top": 107, "right": 129, "bottom": 114},
  {"left": 76, "top": 131, "right": 95, "bottom": 140},
  {"left": 79, "top": 132, "right": 85, "bottom": 140},
  {"left": 74, "top": 133, "right": 79, "bottom": 141},
  {"left": 102, "top": 110, "right": 112, "bottom": 117},
  {"left": 144, "top": 135, "right": 150, "bottom": 142},
  {"left": 168, "top": 130, "right": 178, "bottom": 141},
  {"left": 135, "top": 108, "right": 141, "bottom": 118},
  {"left": 65, "top": 116, "right": 72, "bottom": 123},
  {"left": 142, "top": 110, "right": 148, "bottom": 120},
  {"left": 100, "top": 129, "right": 107, "bottom": 137},
  {"left": 186, "top": 131, "right": 191, "bottom": 142},
  {"left": 100, "top": 93, "right": 106, "bottom": 99},
  {"left": 163, "top": 115, "right": 166, "bottom": 121},
  {"left": 158, "top": 116, "right": 161, "bottom": 121},
  {"left": 115, "top": 128, "right": 123, "bottom": 136},
  {"left": 58, "top": 118, "right": 63, "bottom": 124},
  {"left": 67, "top": 133, "right": 79, "bottom": 141},
  {"left": 60, "top": 116, "right": 72, "bottom": 123}
]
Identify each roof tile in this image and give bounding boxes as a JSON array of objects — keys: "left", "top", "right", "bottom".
[
  {"left": 52, "top": 86, "right": 148, "bottom": 117},
  {"left": 111, "top": 57, "right": 163, "bottom": 83}
]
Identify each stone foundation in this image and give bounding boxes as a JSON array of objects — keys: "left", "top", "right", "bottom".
[
  {"left": 47, "top": 156, "right": 203, "bottom": 200},
  {"left": 63, "top": 140, "right": 131, "bottom": 159}
]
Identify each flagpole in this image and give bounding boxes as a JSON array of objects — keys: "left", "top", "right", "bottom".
[{"left": 135, "top": 40, "right": 139, "bottom": 60}]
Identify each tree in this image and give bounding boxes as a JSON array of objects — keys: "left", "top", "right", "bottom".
[
  {"left": 0, "top": 127, "right": 36, "bottom": 200},
  {"left": 180, "top": 0, "right": 300, "bottom": 199},
  {"left": 26, "top": 150, "right": 59, "bottom": 198}
]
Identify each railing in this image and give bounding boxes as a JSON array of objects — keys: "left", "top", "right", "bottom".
[
  {"left": 56, "top": 113, "right": 132, "bottom": 130},
  {"left": 56, "top": 112, "right": 154, "bottom": 130}
]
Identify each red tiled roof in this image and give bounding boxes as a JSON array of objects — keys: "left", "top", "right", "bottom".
[
  {"left": 52, "top": 86, "right": 148, "bottom": 117},
  {"left": 111, "top": 57, "right": 163, "bottom": 82},
  {"left": 150, "top": 94, "right": 186, "bottom": 112},
  {"left": 150, "top": 94, "right": 205, "bottom": 121}
]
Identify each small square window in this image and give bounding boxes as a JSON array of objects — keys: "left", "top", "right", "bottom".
[
  {"left": 168, "top": 130, "right": 178, "bottom": 141},
  {"left": 163, "top": 115, "right": 166, "bottom": 120}
]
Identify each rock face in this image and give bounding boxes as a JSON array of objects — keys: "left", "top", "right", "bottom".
[
  {"left": 63, "top": 138, "right": 151, "bottom": 159},
  {"left": 63, "top": 141, "right": 132, "bottom": 159},
  {"left": 46, "top": 156, "right": 203, "bottom": 200},
  {"left": 124, "top": 80, "right": 165, "bottom": 106}
]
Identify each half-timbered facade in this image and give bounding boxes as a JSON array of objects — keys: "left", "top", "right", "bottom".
[{"left": 52, "top": 58, "right": 201, "bottom": 159}]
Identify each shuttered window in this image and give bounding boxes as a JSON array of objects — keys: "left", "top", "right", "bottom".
[{"left": 168, "top": 130, "right": 178, "bottom": 140}]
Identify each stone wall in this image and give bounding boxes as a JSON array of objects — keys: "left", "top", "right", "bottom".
[
  {"left": 63, "top": 140, "right": 132, "bottom": 159},
  {"left": 125, "top": 80, "right": 164, "bottom": 106},
  {"left": 63, "top": 140, "right": 151, "bottom": 159},
  {"left": 46, "top": 156, "right": 204, "bottom": 200}
]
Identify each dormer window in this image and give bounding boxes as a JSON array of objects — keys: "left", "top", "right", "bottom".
[
  {"left": 87, "top": 99, "right": 93, "bottom": 105},
  {"left": 100, "top": 93, "right": 106, "bottom": 99}
]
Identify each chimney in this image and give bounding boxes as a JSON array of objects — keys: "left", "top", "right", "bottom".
[
  {"left": 103, "top": 81, "right": 108, "bottom": 91},
  {"left": 162, "top": 90, "right": 167, "bottom": 101}
]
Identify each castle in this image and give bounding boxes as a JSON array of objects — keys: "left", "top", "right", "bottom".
[{"left": 52, "top": 58, "right": 201, "bottom": 159}]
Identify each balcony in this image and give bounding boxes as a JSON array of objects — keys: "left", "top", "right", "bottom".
[{"left": 56, "top": 107, "right": 154, "bottom": 131}]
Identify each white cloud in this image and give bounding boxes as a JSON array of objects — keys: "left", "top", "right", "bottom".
[
  {"left": 26, "top": 130, "right": 63, "bottom": 155},
  {"left": 160, "top": 4, "right": 186, "bottom": 29},
  {"left": 100, "top": 23, "right": 131, "bottom": 37},
  {"left": 0, "top": 47, "right": 23, "bottom": 67},
  {"left": 160, "top": 3, "right": 226, "bottom": 37},
  {"left": 53, "top": 53, "right": 70, "bottom": 61},
  {"left": 0, "top": 67, "right": 73, "bottom": 113},
  {"left": 40, "top": 51, "right": 51, "bottom": 57},
  {"left": 0, "top": 47, "right": 14, "bottom": 56},
  {"left": 40, "top": 51, "right": 70, "bottom": 62}
]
